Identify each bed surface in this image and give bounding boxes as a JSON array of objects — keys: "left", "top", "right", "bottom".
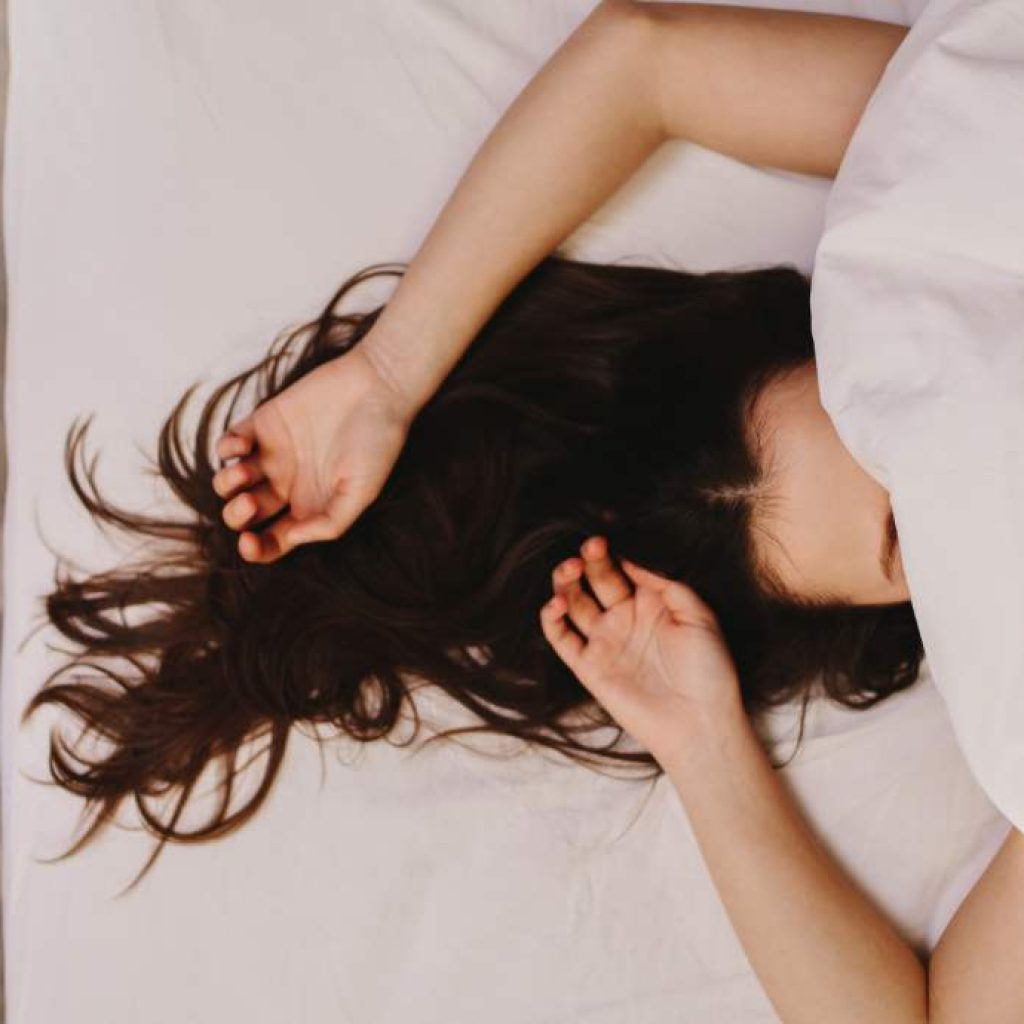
[{"left": 2, "top": 2, "right": 1009, "bottom": 1021}]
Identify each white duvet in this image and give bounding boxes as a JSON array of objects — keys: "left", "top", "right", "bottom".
[
  {"left": 1, "top": 1, "right": 1014, "bottom": 1022},
  {"left": 811, "top": 0, "right": 1024, "bottom": 834}
]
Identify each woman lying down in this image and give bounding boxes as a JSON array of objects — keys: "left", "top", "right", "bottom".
[{"left": 27, "top": 3, "right": 1023, "bottom": 1021}]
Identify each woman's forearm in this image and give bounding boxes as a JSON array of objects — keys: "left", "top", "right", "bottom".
[
  {"left": 661, "top": 710, "right": 928, "bottom": 1023},
  {"left": 362, "top": 1, "right": 906, "bottom": 412},
  {"left": 364, "top": 0, "right": 664, "bottom": 410}
]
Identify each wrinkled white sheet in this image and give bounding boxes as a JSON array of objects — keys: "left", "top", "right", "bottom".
[
  {"left": 2, "top": 1, "right": 1010, "bottom": 1022},
  {"left": 811, "top": 0, "right": 1024, "bottom": 833}
]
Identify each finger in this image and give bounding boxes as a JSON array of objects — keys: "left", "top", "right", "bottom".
[
  {"left": 620, "top": 559, "right": 674, "bottom": 594},
  {"left": 235, "top": 512, "right": 306, "bottom": 565},
  {"left": 281, "top": 512, "right": 336, "bottom": 550},
  {"left": 659, "top": 578, "right": 720, "bottom": 629},
  {"left": 212, "top": 456, "right": 266, "bottom": 500},
  {"left": 552, "top": 557, "right": 603, "bottom": 637},
  {"left": 620, "top": 560, "right": 715, "bottom": 625},
  {"left": 579, "top": 536, "right": 632, "bottom": 609},
  {"left": 237, "top": 529, "right": 268, "bottom": 564},
  {"left": 222, "top": 482, "right": 287, "bottom": 531},
  {"left": 215, "top": 431, "right": 255, "bottom": 462},
  {"left": 539, "top": 594, "right": 585, "bottom": 668},
  {"left": 284, "top": 483, "right": 371, "bottom": 548},
  {"left": 216, "top": 416, "right": 256, "bottom": 456}
]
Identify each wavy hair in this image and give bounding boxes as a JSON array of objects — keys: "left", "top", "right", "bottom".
[{"left": 23, "top": 255, "right": 924, "bottom": 891}]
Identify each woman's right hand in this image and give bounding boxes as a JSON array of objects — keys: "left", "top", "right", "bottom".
[{"left": 211, "top": 344, "right": 414, "bottom": 564}]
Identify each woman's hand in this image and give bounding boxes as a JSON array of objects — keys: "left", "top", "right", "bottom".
[
  {"left": 211, "top": 345, "right": 413, "bottom": 563},
  {"left": 540, "top": 535, "right": 745, "bottom": 764},
  {"left": 544, "top": 539, "right": 936, "bottom": 1023}
]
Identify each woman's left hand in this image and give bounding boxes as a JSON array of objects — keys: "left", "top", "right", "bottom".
[{"left": 540, "top": 536, "right": 746, "bottom": 765}]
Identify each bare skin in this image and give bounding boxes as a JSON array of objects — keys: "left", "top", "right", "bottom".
[
  {"left": 211, "top": 4, "right": 1024, "bottom": 1019},
  {"left": 545, "top": 536, "right": 1024, "bottom": 1023},
  {"left": 212, "top": 346, "right": 408, "bottom": 564},
  {"left": 749, "top": 359, "right": 910, "bottom": 606},
  {"left": 212, "top": 1, "right": 907, "bottom": 575},
  {"left": 542, "top": 537, "right": 926, "bottom": 1022}
]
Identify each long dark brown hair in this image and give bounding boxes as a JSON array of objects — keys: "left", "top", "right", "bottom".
[{"left": 24, "top": 255, "right": 923, "bottom": 891}]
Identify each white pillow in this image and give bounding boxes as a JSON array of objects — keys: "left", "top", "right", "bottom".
[{"left": 810, "top": 0, "right": 1024, "bottom": 831}]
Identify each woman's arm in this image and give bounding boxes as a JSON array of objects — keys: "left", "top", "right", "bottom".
[
  {"left": 365, "top": 1, "right": 908, "bottom": 410},
  {"left": 663, "top": 703, "right": 1024, "bottom": 1023},
  {"left": 662, "top": 706, "right": 928, "bottom": 1023},
  {"left": 215, "top": 2, "right": 907, "bottom": 559},
  {"left": 543, "top": 539, "right": 1024, "bottom": 1024},
  {"left": 929, "top": 825, "right": 1024, "bottom": 1021}
]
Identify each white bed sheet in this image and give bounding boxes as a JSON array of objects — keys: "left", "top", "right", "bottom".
[{"left": 1, "top": 2, "right": 1010, "bottom": 1022}]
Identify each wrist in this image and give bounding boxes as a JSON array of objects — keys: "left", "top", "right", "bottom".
[
  {"left": 359, "top": 304, "right": 463, "bottom": 417},
  {"left": 354, "top": 327, "right": 430, "bottom": 420},
  {"left": 654, "top": 698, "right": 754, "bottom": 780}
]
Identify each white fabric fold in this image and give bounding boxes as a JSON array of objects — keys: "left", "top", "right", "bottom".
[{"left": 811, "top": 0, "right": 1024, "bottom": 831}]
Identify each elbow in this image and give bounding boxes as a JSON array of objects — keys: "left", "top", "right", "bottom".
[
  {"left": 585, "top": 1, "right": 666, "bottom": 138},
  {"left": 593, "top": 0, "right": 657, "bottom": 41}
]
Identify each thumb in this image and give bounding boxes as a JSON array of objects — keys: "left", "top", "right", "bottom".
[
  {"left": 660, "top": 578, "right": 719, "bottom": 630},
  {"left": 284, "top": 485, "right": 370, "bottom": 547}
]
